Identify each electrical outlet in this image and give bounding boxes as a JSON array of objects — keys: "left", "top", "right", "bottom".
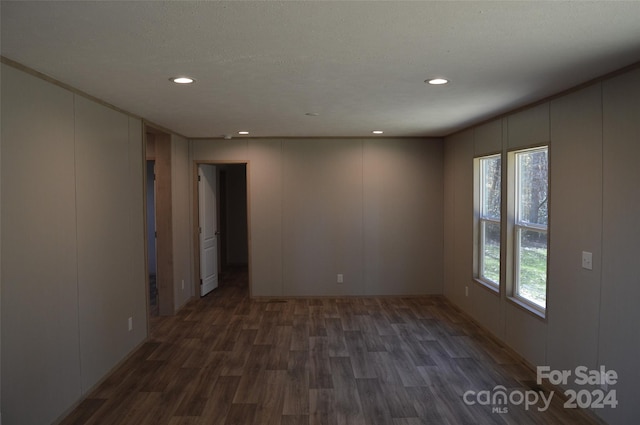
[
  {"left": 337, "top": 274, "right": 344, "bottom": 284},
  {"left": 465, "top": 286, "right": 469, "bottom": 297},
  {"left": 181, "top": 279, "right": 185, "bottom": 290},
  {"left": 128, "top": 317, "right": 133, "bottom": 332}
]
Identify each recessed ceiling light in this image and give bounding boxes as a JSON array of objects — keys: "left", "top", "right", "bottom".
[
  {"left": 170, "top": 76, "right": 195, "bottom": 84},
  {"left": 372, "top": 130, "right": 384, "bottom": 134},
  {"left": 238, "top": 131, "right": 249, "bottom": 135},
  {"left": 426, "top": 78, "right": 449, "bottom": 85}
]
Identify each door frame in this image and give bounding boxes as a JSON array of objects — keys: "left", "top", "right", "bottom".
[
  {"left": 192, "top": 160, "right": 251, "bottom": 298},
  {"left": 145, "top": 158, "right": 158, "bottom": 315},
  {"left": 145, "top": 126, "right": 175, "bottom": 317}
]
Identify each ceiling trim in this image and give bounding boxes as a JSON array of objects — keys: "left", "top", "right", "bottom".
[{"left": 187, "top": 136, "right": 442, "bottom": 141}]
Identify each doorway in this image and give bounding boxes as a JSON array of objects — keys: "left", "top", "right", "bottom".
[
  {"left": 198, "top": 164, "right": 219, "bottom": 297},
  {"left": 195, "top": 162, "right": 249, "bottom": 297},
  {"left": 218, "top": 164, "right": 249, "bottom": 273}
]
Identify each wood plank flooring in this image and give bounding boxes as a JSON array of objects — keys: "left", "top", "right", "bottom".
[{"left": 60, "top": 270, "right": 601, "bottom": 425}]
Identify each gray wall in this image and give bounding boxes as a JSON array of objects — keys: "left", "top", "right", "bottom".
[
  {"left": 443, "top": 67, "right": 640, "bottom": 425},
  {"left": 599, "top": 68, "right": 640, "bottom": 425},
  {"left": 191, "top": 138, "right": 444, "bottom": 297},
  {"left": 0, "top": 58, "right": 3, "bottom": 424},
  {"left": 0, "top": 64, "right": 147, "bottom": 425}
]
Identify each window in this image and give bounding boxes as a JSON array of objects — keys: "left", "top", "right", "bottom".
[
  {"left": 512, "top": 146, "right": 548, "bottom": 311},
  {"left": 475, "top": 154, "right": 501, "bottom": 288}
]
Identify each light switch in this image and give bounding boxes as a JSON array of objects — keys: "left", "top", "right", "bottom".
[{"left": 582, "top": 251, "right": 593, "bottom": 270}]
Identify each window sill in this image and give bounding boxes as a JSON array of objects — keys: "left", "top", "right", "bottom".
[
  {"left": 507, "top": 296, "right": 546, "bottom": 321},
  {"left": 473, "top": 278, "right": 500, "bottom": 295}
]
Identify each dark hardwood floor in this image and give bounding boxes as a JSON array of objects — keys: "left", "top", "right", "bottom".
[{"left": 60, "top": 269, "right": 601, "bottom": 425}]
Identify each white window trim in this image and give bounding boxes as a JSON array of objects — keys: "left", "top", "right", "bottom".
[
  {"left": 508, "top": 146, "right": 549, "bottom": 317},
  {"left": 474, "top": 153, "right": 501, "bottom": 291}
]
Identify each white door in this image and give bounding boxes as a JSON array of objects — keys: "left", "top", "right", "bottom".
[{"left": 198, "top": 164, "right": 218, "bottom": 296}]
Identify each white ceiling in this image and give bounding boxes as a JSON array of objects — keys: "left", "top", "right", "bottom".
[{"left": 2, "top": 1, "right": 640, "bottom": 138}]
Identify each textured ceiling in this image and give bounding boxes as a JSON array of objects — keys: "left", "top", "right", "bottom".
[{"left": 2, "top": 1, "right": 640, "bottom": 138}]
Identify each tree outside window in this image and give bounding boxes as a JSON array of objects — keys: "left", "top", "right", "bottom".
[
  {"left": 514, "top": 147, "right": 548, "bottom": 309},
  {"left": 476, "top": 154, "right": 501, "bottom": 287}
]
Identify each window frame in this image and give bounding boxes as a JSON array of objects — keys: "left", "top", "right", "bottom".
[
  {"left": 508, "top": 145, "right": 549, "bottom": 316},
  {"left": 473, "top": 153, "right": 502, "bottom": 291}
]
